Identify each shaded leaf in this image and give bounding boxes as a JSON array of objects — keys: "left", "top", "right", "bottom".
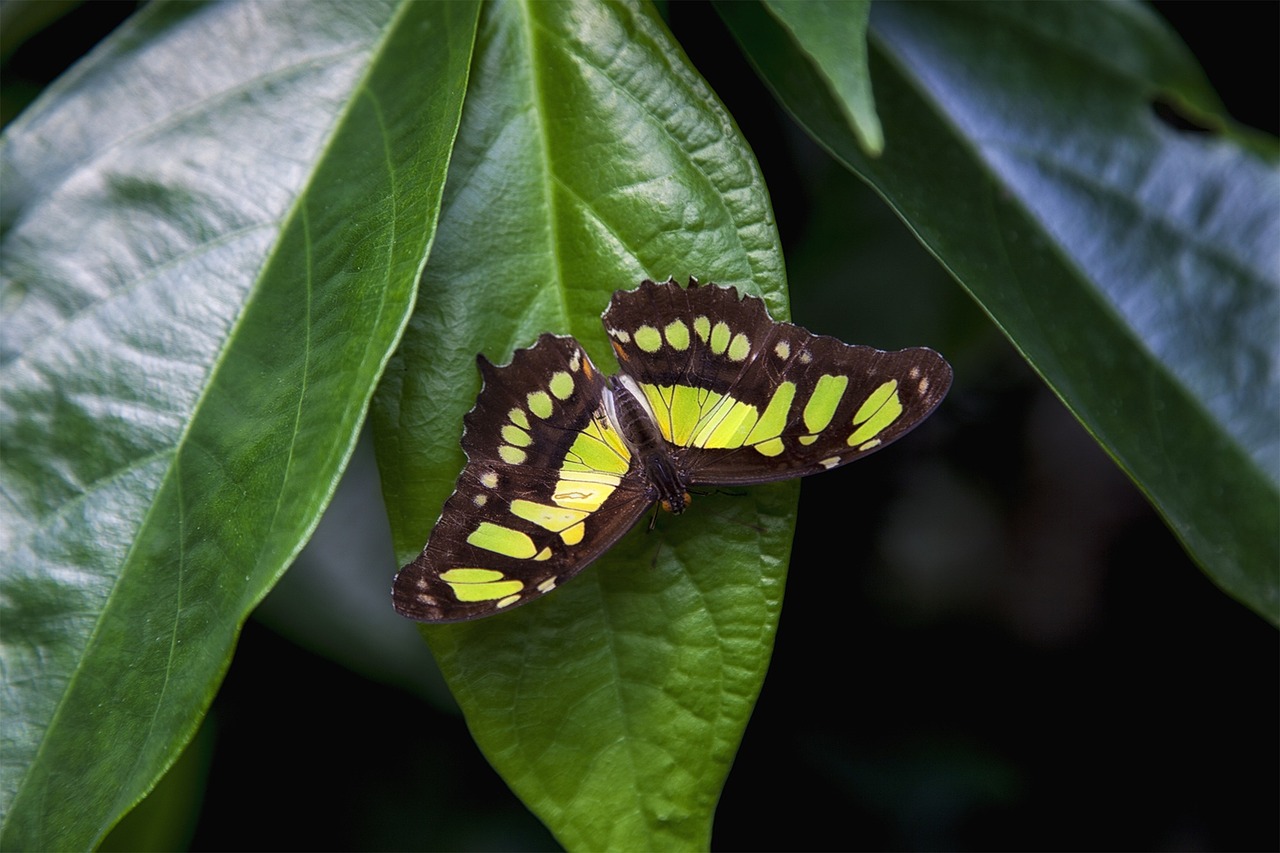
[
  {"left": 720, "top": 0, "right": 1279, "bottom": 623},
  {"left": 762, "top": 0, "right": 881, "bottom": 155}
]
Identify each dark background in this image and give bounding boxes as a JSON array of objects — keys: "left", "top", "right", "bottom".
[{"left": 6, "top": 2, "right": 1276, "bottom": 850}]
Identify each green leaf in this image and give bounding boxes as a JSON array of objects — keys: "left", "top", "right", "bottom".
[
  {"left": 761, "top": 0, "right": 881, "bottom": 155},
  {"left": 0, "top": 1, "right": 479, "bottom": 847},
  {"left": 720, "top": 0, "right": 1280, "bottom": 624},
  {"left": 371, "top": 1, "right": 789, "bottom": 849}
]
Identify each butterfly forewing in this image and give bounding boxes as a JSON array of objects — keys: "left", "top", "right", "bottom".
[
  {"left": 393, "top": 334, "right": 651, "bottom": 622},
  {"left": 602, "top": 279, "right": 952, "bottom": 485}
]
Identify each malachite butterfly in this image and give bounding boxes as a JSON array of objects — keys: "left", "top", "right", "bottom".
[{"left": 394, "top": 278, "right": 952, "bottom": 622}]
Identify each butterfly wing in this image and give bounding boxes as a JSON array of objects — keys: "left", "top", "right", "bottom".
[
  {"left": 393, "top": 334, "right": 652, "bottom": 622},
  {"left": 601, "top": 279, "right": 952, "bottom": 486}
]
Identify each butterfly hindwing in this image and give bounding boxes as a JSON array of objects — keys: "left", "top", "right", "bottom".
[
  {"left": 392, "top": 334, "right": 651, "bottom": 622},
  {"left": 602, "top": 279, "right": 952, "bottom": 485}
]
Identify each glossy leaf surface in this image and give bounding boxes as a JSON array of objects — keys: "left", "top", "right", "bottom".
[
  {"left": 372, "top": 2, "right": 791, "bottom": 849},
  {"left": 0, "top": 1, "right": 479, "bottom": 847}
]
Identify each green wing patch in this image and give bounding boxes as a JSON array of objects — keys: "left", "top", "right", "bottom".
[
  {"left": 394, "top": 279, "right": 952, "bottom": 622},
  {"left": 601, "top": 280, "right": 952, "bottom": 485},
  {"left": 393, "top": 334, "right": 651, "bottom": 623}
]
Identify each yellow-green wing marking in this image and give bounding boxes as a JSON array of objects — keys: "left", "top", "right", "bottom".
[
  {"left": 601, "top": 279, "right": 952, "bottom": 486},
  {"left": 393, "top": 334, "right": 651, "bottom": 623}
]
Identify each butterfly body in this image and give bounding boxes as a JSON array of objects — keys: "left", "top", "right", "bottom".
[
  {"left": 605, "top": 372, "right": 691, "bottom": 514},
  {"left": 394, "top": 278, "right": 951, "bottom": 623}
]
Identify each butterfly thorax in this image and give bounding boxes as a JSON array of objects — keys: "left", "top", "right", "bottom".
[{"left": 607, "top": 373, "right": 690, "bottom": 514}]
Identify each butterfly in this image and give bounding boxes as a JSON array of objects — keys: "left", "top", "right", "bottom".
[{"left": 393, "top": 278, "right": 952, "bottom": 622}]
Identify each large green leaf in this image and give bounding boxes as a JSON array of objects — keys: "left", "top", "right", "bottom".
[
  {"left": 0, "top": 1, "right": 479, "bottom": 847},
  {"left": 719, "top": 0, "right": 1280, "bottom": 624},
  {"left": 371, "top": 1, "right": 790, "bottom": 849}
]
